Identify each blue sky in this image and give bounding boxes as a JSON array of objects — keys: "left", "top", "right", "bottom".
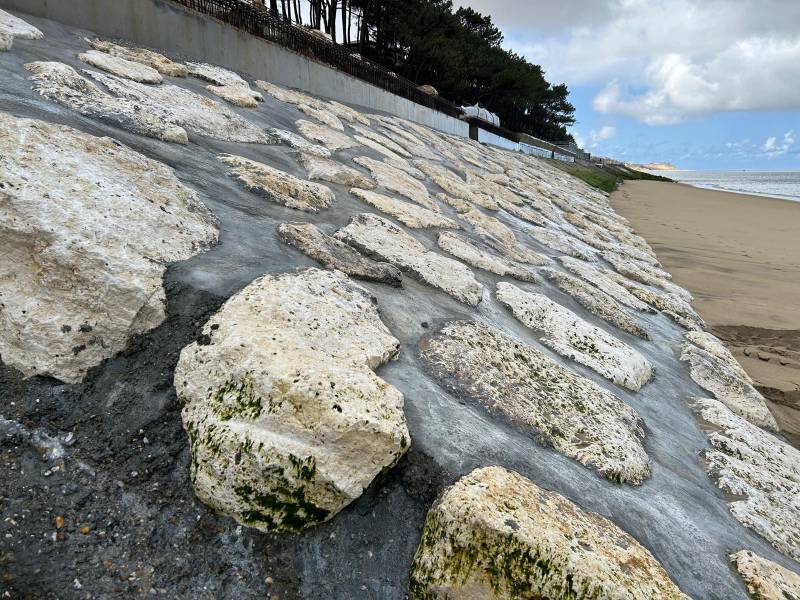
[{"left": 456, "top": 0, "right": 800, "bottom": 170}]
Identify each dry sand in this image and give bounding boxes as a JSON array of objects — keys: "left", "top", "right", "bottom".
[{"left": 612, "top": 180, "right": 800, "bottom": 444}]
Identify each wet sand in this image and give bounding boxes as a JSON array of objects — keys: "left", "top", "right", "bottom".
[{"left": 611, "top": 180, "right": 800, "bottom": 444}]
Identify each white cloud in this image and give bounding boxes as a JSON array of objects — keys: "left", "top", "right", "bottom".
[
  {"left": 763, "top": 137, "right": 777, "bottom": 151},
  {"left": 762, "top": 130, "right": 795, "bottom": 156},
  {"left": 458, "top": 0, "right": 800, "bottom": 124}
]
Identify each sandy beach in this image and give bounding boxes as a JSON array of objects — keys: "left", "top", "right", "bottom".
[{"left": 612, "top": 180, "right": 800, "bottom": 444}]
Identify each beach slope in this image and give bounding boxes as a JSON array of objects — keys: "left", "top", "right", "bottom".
[{"left": 611, "top": 180, "right": 800, "bottom": 444}]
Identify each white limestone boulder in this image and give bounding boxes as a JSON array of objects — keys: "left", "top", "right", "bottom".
[
  {"left": 419, "top": 322, "right": 650, "bottom": 483},
  {"left": 541, "top": 268, "right": 650, "bottom": 340},
  {"left": 353, "top": 156, "right": 437, "bottom": 211},
  {"left": 730, "top": 550, "right": 800, "bottom": 600},
  {"left": 219, "top": 154, "right": 334, "bottom": 213},
  {"left": 691, "top": 398, "right": 800, "bottom": 562},
  {"left": 298, "top": 103, "right": 344, "bottom": 130},
  {"left": 526, "top": 225, "right": 597, "bottom": 261},
  {"left": 185, "top": 62, "right": 263, "bottom": 107},
  {"left": 174, "top": 268, "right": 409, "bottom": 532},
  {"left": 410, "top": 467, "right": 689, "bottom": 598},
  {"left": 437, "top": 232, "right": 536, "bottom": 282},
  {"left": 0, "top": 114, "right": 218, "bottom": 383},
  {"left": 350, "top": 189, "right": 458, "bottom": 229},
  {"left": 560, "top": 256, "right": 654, "bottom": 313},
  {"left": 686, "top": 331, "right": 751, "bottom": 382},
  {"left": 86, "top": 70, "right": 271, "bottom": 143},
  {"left": 350, "top": 124, "right": 412, "bottom": 158},
  {"left": 414, "top": 160, "right": 498, "bottom": 210},
  {"left": 325, "top": 100, "right": 370, "bottom": 125},
  {"left": 88, "top": 38, "right": 187, "bottom": 76},
  {"left": 278, "top": 223, "right": 402, "bottom": 286},
  {"left": 295, "top": 152, "right": 375, "bottom": 189},
  {"left": 461, "top": 209, "right": 547, "bottom": 266},
  {"left": 0, "top": 9, "right": 43, "bottom": 40},
  {"left": 335, "top": 213, "right": 483, "bottom": 306},
  {"left": 680, "top": 344, "right": 777, "bottom": 430},
  {"left": 255, "top": 79, "right": 321, "bottom": 106},
  {"left": 269, "top": 128, "right": 331, "bottom": 158},
  {"left": 78, "top": 49, "right": 162, "bottom": 84},
  {"left": 497, "top": 283, "right": 653, "bottom": 391},
  {"left": 26, "top": 61, "right": 189, "bottom": 144},
  {"left": 0, "top": 32, "right": 11, "bottom": 51},
  {"left": 296, "top": 119, "right": 360, "bottom": 152}
]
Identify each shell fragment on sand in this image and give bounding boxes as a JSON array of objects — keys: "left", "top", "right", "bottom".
[
  {"left": 0, "top": 9, "right": 43, "bottom": 40},
  {"left": 219, "top": 154, "right": 334, "bottom": 213},
  {"left": 278, "top": 223, "right": 402, "bottom": 286},
  {"left": 296, "top": 119, "right": 359, "bottom": 152},
  {"left": 174, "top": 269, "right": 409, "bottom": 532},
  {"left": 353, "top": 156, "right": 437, "bottom": 211},
  {"left": 295, "top": 152, "right": 375, "bottom": 189},
  {"left": 88, "top": 38, "right": 187, "bottom": 76},
  {"left": 335, "top": 213, "right": 483, "bottom": 306},
  {"left": 269, "top": 128, "right": 331, "bottom": 158},
  {"left": 541, "top": 267, "right": 650, "bottom": 340},
  {"left": 730, "top": 550, "right": 800, "bottom": 600},
  {"left": 680, "top": 344, "right": 777, "bottom": 430},
  {"left": 350, "top": 188, "right": 459, "bottom": 229},
  {"left": 691, "top": 398, "right": 800, "bottom": 562},
  {"left": 497, "top": 282, "right": 653, "bottom": 391},
  {"left": 86, "top": 70, "right": 271, "bottom": 143},
  {"left": 418, "top": 323, "right": 650, "bottom": 484},
  {"left": 410, "top": 467, "right": 689, "bottom": 599},
  {"left": 78, "top": 49, "right": 162, "bottom": 83},
  {"left": 437, "top": 232, "right": 536, "bottom": 282},
  {"left": 26, "top": 61, "right": 189, "bottom": 144},
  {"left": 0, "top": 113, "right": 218, "bottom": 383}
]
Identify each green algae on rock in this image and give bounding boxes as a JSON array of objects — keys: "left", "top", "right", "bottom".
[
  {"left": 409, "top": 466, "right": 690, "bottom": 599},
  {"left": 418, "top": 321, "right": 650, "bottom": 484},
  {"left": 174, "top": 268, "right": 409, "bottom": 532}
]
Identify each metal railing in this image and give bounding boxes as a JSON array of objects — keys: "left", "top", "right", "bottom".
[{"left": 169, "top": 0, "right": 464, "bottom": 118}]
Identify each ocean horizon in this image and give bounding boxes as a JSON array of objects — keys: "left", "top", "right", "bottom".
[{"left": 653, "top": 169, "right": 800, "bottom": 202}]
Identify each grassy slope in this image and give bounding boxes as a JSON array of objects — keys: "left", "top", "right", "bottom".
[{"left": 545, "top": 160, "right": 671, "bottom": 193}]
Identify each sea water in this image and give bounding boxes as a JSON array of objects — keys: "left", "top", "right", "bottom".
[{"left": 656, "top": 170, "right": 800, "bottom": 202}]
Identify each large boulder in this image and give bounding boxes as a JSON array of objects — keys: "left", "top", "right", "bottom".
[
  {"left": 0, "top": 114, "right": 218, "bottom": 382},
  {"left": 185, "top": 61, "right": 263, "bottom": 107},
  {"left": 460, "top": 208, "right": 546, "bottom": 265},
  {"left": 278, "top": 223, "right": 402, "bottom": 286},
  {"left": 78, "top": 49, "right": 163, "bottom": 84},
  {"left": 350, "top": 189, "right": 459, "bottom": 229},
  {"left": 691, "top": 398, "right": 800, "bottom": 562},
  {"left": 497, "top": 283, "right": 653, "bottom": 391},
  {"left": 437, "top": 231, "right": 535, "bottom": 282},
  {"left": 295, "top": 152, "right": 375, "bottom": 189},
  {"left": 560, "top": 256, "right": 655, "bottom": 312},
  {"left": 335, "top": 213, "right": 483, "bottom": 306},
  {"left": 541, "top": 267, "right": 650, "bottom": 339},
  {"left": 419, "top": 321, "right": 650, "bottom": 484},
  {"left": 174, "top": 268, "right": 409, "bottom": 532},
  {"left": 353, "top": 156, "right": 437, "bottom": 211},
  {"left": 681, "top": 345, "right": 777, "bottom": 430},
  {"left": 26, "top": 61, "right": 188, "bottom": 144},
  {"left": 409, "top": 466, "right": 689, "bottom": 599},
  {"left": 296, "top": 119, "right": 360, "bottom": 152},
  {"left": 730, "top": 550, "right": 800, "bottom": 600},
  {"left": 219, "top": 154, "right": 334, "bottom": 213},
  {"left": 88, "top": 38, "right": 188, "bottom": 76},
  {"left": 297, "top": 103, "right": 345, "bottom": 131},
  {"left": 0, "top": 9, "right": 43, "bottom": 40},
  {"left": 269, "top": 127, "right": 331, "bottom": 158}
]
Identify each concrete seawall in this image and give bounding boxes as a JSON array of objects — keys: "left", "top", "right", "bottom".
[{"left": 0, "top": 0, "right": 470, "bottom": 137}]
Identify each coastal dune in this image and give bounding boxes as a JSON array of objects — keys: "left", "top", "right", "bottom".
[{"left": 612, "top": 180, "right": 800, "bottom": 444}]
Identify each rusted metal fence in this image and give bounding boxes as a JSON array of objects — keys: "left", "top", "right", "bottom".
[{"left": 170, "top": 0, "right": 464, "bottom": 118}]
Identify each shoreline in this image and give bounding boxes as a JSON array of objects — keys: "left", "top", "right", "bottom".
[
  {"left": 649, "top": 170, "right": 800, "bottom": 203},
  {"left": 610, "top": 180, "right": 800, "bottom": 445}
]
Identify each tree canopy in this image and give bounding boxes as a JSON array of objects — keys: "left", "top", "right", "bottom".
[{"left": 260, "top": 0, "right": 575, "bottom": 141}]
